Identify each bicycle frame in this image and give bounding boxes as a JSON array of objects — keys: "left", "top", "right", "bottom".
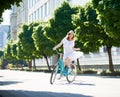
[
  {"left": 57, "top": 57, "right": 68, "bottom": 76},
  {"left": 50, "top": 49, "right": 76, "bottom": 84}
]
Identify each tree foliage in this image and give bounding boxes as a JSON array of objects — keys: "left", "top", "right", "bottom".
[
  {"left": 32, "top": 23, "right": 54, "bottom": 57},
  {"left": 11, "top": 42, "right": 17, "bottom": 58},
  {"left": 91, "top": 0, "right": 120, "bottom": 72},
  {"left": 72, "top": 3, "right": 102, "bottom": 53},
  {"left": 92, "top": 0, "right": 120, "bottom": 39},
  {"left": 16, "top": 41, "right": 25, "bottom": 60},
  {"left": 4, "top": 40, "right": 16, "bottom": 61},
  {"left": 18, "top": 22, "right": 39, "bottom": 60},
  {"left": 0, "top": 0, "right": 22, "bottom": 19},
  {"left": 32, "top": 23, "right": 54, "bottom": 70},
  {"left": 72, "top": 2, "right": 120, "bottom": 72},
  {"left": 45, "top": 1, "right": 77, "bottom": 44},
  {"left": 0, "top": 51, "right": 3, "bottom": 58},
  {"left": 18, "top": 22, "right": 40, "bottom": 69}
]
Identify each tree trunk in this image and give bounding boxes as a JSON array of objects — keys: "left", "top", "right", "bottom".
[
  {"left": 107, "top": 46, "right": 114, "bottom": 72},
  {"left": 29, "top": 60, "right": 32, "bottom": 70},
  {"left": 33, "top": 59, "right": 36, "bottom": 70},
  {"left": 20, "top": 60, "right": 23, "bottom": 70},
  {"left": 44, "top": 55, "right": 51, "bottom": 71},
  {"left": 21, "top": 64, "right": 23, "bottom": 70},
  {"left": 77, "top": 58, "right": 81, "bottom": 71}
]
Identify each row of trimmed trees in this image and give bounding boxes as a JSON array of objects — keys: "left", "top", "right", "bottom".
[{"left": 1, "top": 1, "right": 120, "bottom": 72}]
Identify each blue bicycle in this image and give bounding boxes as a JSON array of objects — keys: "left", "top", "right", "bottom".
[{"left": 50, "top": 50, "right": 77, "bottom": 84}]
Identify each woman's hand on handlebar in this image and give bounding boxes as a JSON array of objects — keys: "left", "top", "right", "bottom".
[{"left": 53, "top": 47, "right": 57, "bottom": 51}]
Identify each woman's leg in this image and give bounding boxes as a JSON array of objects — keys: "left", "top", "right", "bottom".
[{"left": 64, "top": 58, "right": 71, "bottom": 68}]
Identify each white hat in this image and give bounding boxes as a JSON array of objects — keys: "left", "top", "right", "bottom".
[{"left": 68, "top": 30, "right": 75, "bottom": 35}]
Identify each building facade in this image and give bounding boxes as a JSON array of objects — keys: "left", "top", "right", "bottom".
[
  {"left": 10, "top": 5, "right": 17, "bottom": 40},
  {"left": 27, "top": 0, "right": 90, "bottom": 22},
  {"left": 0, "top": 25, "right": 9, "bottom": 50},
  {"left": 10, "top": 0, "right": 90, "bottom": 40},
  {"left": 28, "top": 0, "right": 63, "bottom": 22},
  {"left": 10, "top": 0, "right": 28, "bottom": 40}
]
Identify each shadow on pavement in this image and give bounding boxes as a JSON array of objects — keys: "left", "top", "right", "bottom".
[
  {"left": 58, "top": 82, "right": 95, "bottom": 86},
  {"left": 0, "top": 81, "right": 23, "bottom": 86},
  {"left": 55, "top": 80, "right": 95, "bottom": 86},
  {"left": 0, "top": 90, "right": 93, "bottom": 97},
  {"left": 71, "top": 82, "right": 95, "bottom": 86},
  {"left": 100, "top": 76, "right": 120, "bottom": 79}
]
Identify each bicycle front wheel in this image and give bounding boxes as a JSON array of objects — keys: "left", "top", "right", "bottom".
[
  {"left": 66, "top": 63, "right": 77, "bottom": 83},
  {"left": 50, "top": 64, "right": 59, "bottom": 84}
]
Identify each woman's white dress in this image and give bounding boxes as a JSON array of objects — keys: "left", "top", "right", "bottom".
[{"left": 61, "top": 38, "right": 83, "bottom": 61}]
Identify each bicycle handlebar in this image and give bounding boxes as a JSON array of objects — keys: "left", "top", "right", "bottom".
[{"left": 55, "top": 49, "right": 63, "bottom": 55}]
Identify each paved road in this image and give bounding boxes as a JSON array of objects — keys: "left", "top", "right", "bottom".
[{"left": 0, "top": 70, "right": 120, "bottom": 97}]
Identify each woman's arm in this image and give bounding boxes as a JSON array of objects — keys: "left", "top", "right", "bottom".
[
  {"left": 53, "top": 42, "right": 63, "bottom": 50},
  {"left": 72, "top": 47, "right": 80, "bottom": 51}
]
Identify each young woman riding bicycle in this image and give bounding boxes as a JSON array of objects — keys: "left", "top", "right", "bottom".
[{"left": 53, "top": 30, "right": 83, "bottom": 68}]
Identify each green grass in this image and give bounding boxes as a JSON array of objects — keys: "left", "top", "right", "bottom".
[
  {"left": 100, "top": 70, "right": 120, "bottom": 76},
  {"left": 77, "top": 69, "right": 98, "bottom": 74}
]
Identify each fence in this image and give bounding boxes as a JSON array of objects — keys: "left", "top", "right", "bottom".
[{"left": 33, "top": 51, "right": 120, "bottom": 70}]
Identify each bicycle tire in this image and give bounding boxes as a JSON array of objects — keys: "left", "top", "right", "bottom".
[
  {"left": 50, "top": 64, "right": 59, "bottom": 84},
  {"left": 66, "top": 63, "right": 77, "bottom": 83}
]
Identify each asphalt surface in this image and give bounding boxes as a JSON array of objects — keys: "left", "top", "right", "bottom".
[{"left": 0, "top": 70, "right": 120, "bottom": 97}]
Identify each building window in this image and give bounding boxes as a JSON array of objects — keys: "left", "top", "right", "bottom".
[
  {"left": 39, "top": 8, "right": 41, "bottom": 19},
  {"left": 103, "top": 46, "right": 107, "bottom": 53},
  {"left": 45, "top": 3, "right": 47, "bottom": 17},
  {"left": 33, "top": 12, "right": 35, "bottom": 21},
  {"left": 29, "top": 15, "right": 30, "bottom": 22},
  {"left": 32, "top": 13, "right": 33, "bottom": 21},
  {"left": 29, "top": 0, "right": 32, "bottom": 8},
  {"left": 34, "top": 11, "right": 36, "bottom": 20},
  {"left": 36, "top": 9, "right": 39, "bottom": 20},
  {"left": 41, "top": 6, "right": 43, "bottom": 19},
  {"left": 47, "top": 0, "right": 50, "bottom": 15}
]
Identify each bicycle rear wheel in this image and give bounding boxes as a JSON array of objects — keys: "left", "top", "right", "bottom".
[
  {"left": 66, "top": 63, "right": 77, "bottom": 83},
  {"left": 50, "top": 64, "right": 60, "bottom": 84}
]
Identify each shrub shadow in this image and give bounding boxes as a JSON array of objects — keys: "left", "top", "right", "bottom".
[
  {"left": 0, "top": 90, "right": 93, "bottom": 97},
  {"left": 0, "top": 81, "right": 23, "bottom": 86}
]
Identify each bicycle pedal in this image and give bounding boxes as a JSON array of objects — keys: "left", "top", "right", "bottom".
[{"left": 71, "top": 65, "right": 74, "bottom": 69}]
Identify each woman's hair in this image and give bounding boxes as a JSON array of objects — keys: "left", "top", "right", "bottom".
[{"left": 66, "top": 30, "right": 75, "bottom": 41}]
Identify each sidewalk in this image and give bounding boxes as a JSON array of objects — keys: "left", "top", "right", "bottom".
[{"left": 0, "top": 70, "right": 120, "bottom": 97}]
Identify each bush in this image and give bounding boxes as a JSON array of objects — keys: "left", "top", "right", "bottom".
[
  {"left": 100, "top": 70, "right": 120, "bottom": 76},
  {"left": 25, "top": 68, "right": 32, "bottom": 71},
  {"left": 8, "top": 63, "right": 14, "bottom": 69},
  {"left": 83, "top": 69, "right": 97, "bottom": 74},
  {"left": 77, "top": 69, "right": 98, "bottom": 74}
]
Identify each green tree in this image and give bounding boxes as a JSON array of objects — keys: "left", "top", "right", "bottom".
[
  {"left": 72, "top": 4, "right": 101, "bottom": 53},
  {"left": 73, "top": 2, "right": 120, "bottom": 72},
  {"left": 16, "top": 41, "right": 27, "bottom": 70},
  {"left": 16, "top": 41, "right": 25, "bottom": 60},
  {"left": 18, "top": 22, "right": 39, "bottom": 70},
  {"left": 32, "top": 24, "right": 54, "bottom": 71},
  {"left": 3, "top": 40, "right": 19, "bottom": 68},
  {"left": 45, "top": 1, "right": 77, "bottom": 44},
  {"left": 0, "top": 17, "right": 3, "bottom": 23},
  {"left": 0, "top": 51, "right": 3, "bottom": 58},
  {"left": 72, "top": 4, "right": 102, "bottom": 71},
  {"left": 0, "top": 50, "right": 3, "bottom": 68},
  {"left": 10, "top": 41, "right": 24, "bottom": 69},
  {"left": 92, "top": 0, "right": 120, "bottom": 72},
  {"left": 0, "top": 0, "right": 22, "bottom": 21},
  {"left": 11, "top": 42, "right": 17, "bottom": 58},
  {"left": 4, "top": 40, "right": 14, "bottom": 61}
]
